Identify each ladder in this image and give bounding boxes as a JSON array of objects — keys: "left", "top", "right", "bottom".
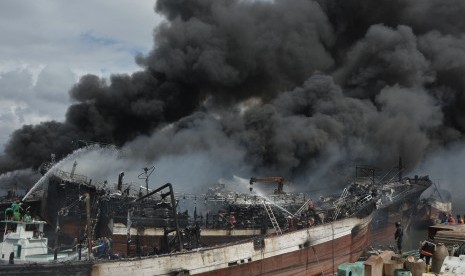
[
  {"left": 294, "top": 198, "right": 314, "bottom": 217},
  {"left": 332, "top": 187, "right": 349, "bottom": 220},
  {"left": 262, "top": 201, "right": 282, "bottom": 235}
]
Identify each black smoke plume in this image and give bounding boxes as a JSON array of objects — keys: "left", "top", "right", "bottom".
[{"left": 2, "top": 0, "right": 465, "bottom": 190}]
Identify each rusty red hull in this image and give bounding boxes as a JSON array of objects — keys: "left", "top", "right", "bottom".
[
  {"left": 198, "top": 224, "right": 370, "bottom": 276},
  {"left": 90, "top": 210, "right": 374, "bottom": 276},
  {"left": 0, "top": 208, "right": 374, "bottom": 276}
]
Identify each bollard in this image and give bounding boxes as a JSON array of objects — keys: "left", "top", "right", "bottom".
[
  {"left": 405, "top": 259, "right": 426, "bottom": 276},
  {"left": 431, "top": 243, "right": 449, "bottom": 273}
]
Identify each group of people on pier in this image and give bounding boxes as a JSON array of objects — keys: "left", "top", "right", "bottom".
[
  {"left": 440, "top": 212, "right": 465, "bottom": 224},
  {"left": 91, "top": 236, "right": 114, "bottom": 259}
]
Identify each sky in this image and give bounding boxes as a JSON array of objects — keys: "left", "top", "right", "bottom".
[
  {"left": 0, "top": 0, "right": 161, "bottom": 152},
  {"left": 1, "top": 0, "right": 465, "bottom": 201}
]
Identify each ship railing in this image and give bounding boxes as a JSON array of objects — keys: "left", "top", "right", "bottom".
[
  {"left": 389, "top": 188, "right": 413, "bottom": 202},
  {"left": 53, "top": 169, "right": 89, "bottom": 185},
  {"left": 112, "top": 183, "right": 158, "bottom": 198},
  {"left": 357, "top": 194, "right": 373, "bottom": 206},
  {"left": 375, "top": 167, "right": 398, "bottom": 185},
  {"left": 170, "top": 192, "right": 308, "bottom": 206}
]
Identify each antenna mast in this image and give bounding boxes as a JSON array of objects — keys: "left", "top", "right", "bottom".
[{"left": 138, "top": 166, "right": 155, "bottom": 195}]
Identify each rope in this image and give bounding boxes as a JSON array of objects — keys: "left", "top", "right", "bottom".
[
  {"left": 331, "top": 221, "right": 335, "bottom": 275},
  {"left": 58, "top": 196, "right": 85, "bottom": 216},
  {"left": 311, "top": 246, "right": 325, "bottom": 276}
]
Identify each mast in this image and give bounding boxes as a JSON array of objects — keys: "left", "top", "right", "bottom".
[
  {"left": 70, "top": 161, "right": 78, "bottom": 179},
  {"left": 398, "top": 157, "right": 403, "bottom": 181},
  {"left": 85, "top": 193, "right": 92, "bottom": 259},
  {"left": 138, "top": 166, "right": 155, "bottom": 195},
  {"left": 118, "top": 171, "right": 124, "bottom": 192}
]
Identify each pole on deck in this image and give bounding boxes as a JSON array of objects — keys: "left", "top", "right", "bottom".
[{"left": 85, "top": 193, "right": 92, "bottom": 259}]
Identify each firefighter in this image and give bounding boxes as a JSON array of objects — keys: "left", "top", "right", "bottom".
[
  {"left": 23, "top": 210, "right": 32, "bottom": 222},
  {"left": 11, "top": 202, "right": 22, "bottom": 221},
  {"left": 394, "top": 221, "right": 403, "bottom": 255},
  {"left": 4, "top": 207, "right": 13, "bottom": 220},
  {"left": 419, "top": 239, "right": 436, "bottom": 272},
  {"left": 229, "top": 212, "right": 236, "bottom": 230},
  {"left": 287, "top": 216, "right": 294, "bottom": 230}
]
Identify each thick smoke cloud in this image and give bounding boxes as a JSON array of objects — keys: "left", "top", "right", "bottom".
[
  {"left": 334, "top": 25, "right": 434, "bottom": 98},
  {"left": 2, "top": 0, "right": 465, "bottom": 192}
]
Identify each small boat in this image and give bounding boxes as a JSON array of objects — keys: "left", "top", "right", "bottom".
[
  {"left": 345, "top": 164, "right": 432, "bottom": 247},
  {"left": 0, "top": 219, "right": 81, "bottom": 264},
  {"left": 413, "top": 187, "right": 452, "bottom": 228}
]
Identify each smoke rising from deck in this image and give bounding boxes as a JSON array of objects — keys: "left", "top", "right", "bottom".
[
  {"left": 2, "top": 0, "right": 465, "bottom": 193},
  {"left": 0, "top": 169, "right": 40, "bottom": 196}
]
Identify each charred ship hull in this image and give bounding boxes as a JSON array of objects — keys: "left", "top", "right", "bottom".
[
  {"left": 6, "top": 163, "right": 378, "bottom": 275},
  {"left": 36, "top": 168, "right": 198, "bottom": 255},
  {"left": 97, "top": 211, "right": 374, "bottom": 276},
  {"left": 0, "top": 203, "right": 374, "bottom": 276},
  {"left": 370, "top": 175, "right": 432, "bottom": 246},
  {"left": 40, "top": 169, "right": 101, "bottom": 246}
]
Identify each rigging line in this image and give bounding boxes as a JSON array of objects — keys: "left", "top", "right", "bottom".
[
  {"left": 332, "top": 221, "right": 335, "bottom": 275},
  {"left": 311, "top": 245, "right": 325, "bottom": 276},
  {"left": 305, "top": 238, "right": 309, "bottom": 275}
]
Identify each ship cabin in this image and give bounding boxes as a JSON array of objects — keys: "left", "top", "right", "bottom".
[{"left": 0, "top": 220, "right": 53, "bottom": 263}]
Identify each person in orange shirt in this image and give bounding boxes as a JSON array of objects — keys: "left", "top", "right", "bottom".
[
  {"left": 457, "top": 215, "right": 464, "bottom": 224},
  {"left": 419, "top": 239, "right": 436, "bottom": 272}
]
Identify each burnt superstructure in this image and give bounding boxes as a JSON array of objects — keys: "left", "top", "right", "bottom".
[
  {"left": 2, "top": 164, "right": 376, "bottom": 275},
  {"left": 350, "top": 165, "right": 432, "bottom": 246}
]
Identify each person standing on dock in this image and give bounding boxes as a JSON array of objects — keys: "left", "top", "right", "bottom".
[
  {"left": 440, "top": 212, "right": 448, "bottom": 223},
  {"left": 419, "top": 239, "right": 436, "bottom": 272},
  {"left": 394, "top": 221, "right": 403, "bottom": 255}
]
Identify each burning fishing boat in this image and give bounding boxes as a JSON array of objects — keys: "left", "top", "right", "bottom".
[
  {"left": 371, "top": 175, "right": 432, "bottom": 246},
  {"left": 413, "top": 185, "right": 452, "bottom": 228},
  {"left": 351, "top": 163, "right": 432, "bottom": 247},
  {"left": 2, "top": 167, "right": 376, "bottom": 275},
  {"left": 93, "top": 190, "right": 375, "bottom": 276}
]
